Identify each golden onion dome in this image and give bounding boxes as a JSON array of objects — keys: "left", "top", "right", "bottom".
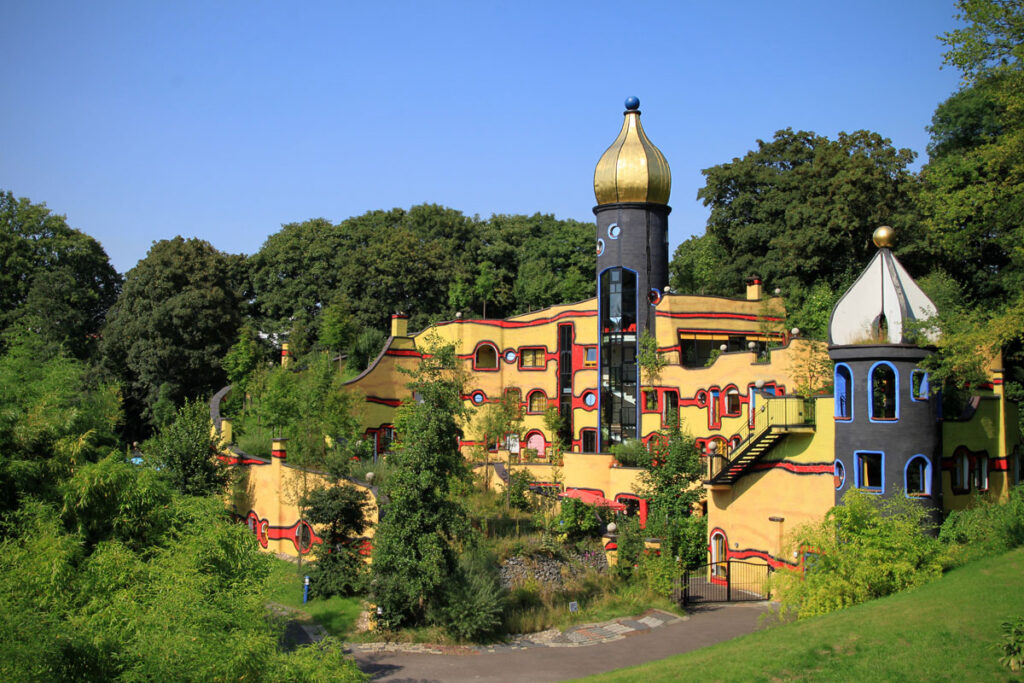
[{"left": 594, "top": 97, "right": 671, "bottom": 205}]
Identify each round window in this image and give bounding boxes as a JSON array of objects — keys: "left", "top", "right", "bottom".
[
  {"left": 471, "top": 392, "right": 485, "bottom": 405},
  {"left": 608, "top": 223, "right": 621, "bottom": 240},
  {"left": 584, "top": 392, "right": 597, "bottom": 407},
  {"left": 834, "top": 460, "right": 846, "bottom": 490},
  {"left": 596, "top": 238, "right": 605, "bottom": 256},
  {"left": 504, "top": 350, "right": 517, "bottom": 363}
]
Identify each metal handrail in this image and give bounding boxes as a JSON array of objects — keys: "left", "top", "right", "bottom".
[{"left": 705, "top": 395, "right": 815, "bottom": 480}]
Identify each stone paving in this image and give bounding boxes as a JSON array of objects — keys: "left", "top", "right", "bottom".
[{"left": 344, "top": 608, "right": 687, "bottom": 656}]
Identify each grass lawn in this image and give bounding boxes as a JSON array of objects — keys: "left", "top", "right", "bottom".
[
  {"left": 266, "top": 558, "right": 364, "bottom": 637},
  {"left": 581, "top": 547, "right": 1024, "bottom": 682}
]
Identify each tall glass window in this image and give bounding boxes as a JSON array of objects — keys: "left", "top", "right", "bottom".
[{"left": 600, "top": 268, "right": 637, "bottom": 448}]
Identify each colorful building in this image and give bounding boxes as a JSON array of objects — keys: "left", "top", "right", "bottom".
[{"left": 217, "top": 97, "right": 1020, "bottom": 565}]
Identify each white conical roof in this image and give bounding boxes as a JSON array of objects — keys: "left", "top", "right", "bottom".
[{"left": 829, "top": 232, "right": 938, "bottom": 345}]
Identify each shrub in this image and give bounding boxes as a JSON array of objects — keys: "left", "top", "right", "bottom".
[
  {"left": 429, "top": 549, "right": 505, "bottom": 642},
  {"left": 638, "top": 549, "right": 679, "bottom": 598},
  {"left": 507, "top": 469, "right": 535, "bottom": 511},
  {"left": 939, "top": 486, "right": 1024, "bottom": 564},
  {"left": 610, "top": 439, "right": 649, "bottom": 468},
  {"left": 1000, "top": 617, "right": 1024, "bottom": 672},
  {"left": 550, "top": 497, "right": 602, "bottom": 542},
  {"left": 773, "top": 491, "right": 946, "bottom": 619},
  {"left": 612, "top": 516, "right": 644, "bottom": 581}
]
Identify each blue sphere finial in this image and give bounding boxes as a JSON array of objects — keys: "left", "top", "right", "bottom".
[{"left": 624, "top": 96, "right": 640, "bottom": 111}]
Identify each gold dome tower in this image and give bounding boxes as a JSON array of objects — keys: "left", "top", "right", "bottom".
[{"left": 593, "top": 96, "right": 671, "bottom": 205}]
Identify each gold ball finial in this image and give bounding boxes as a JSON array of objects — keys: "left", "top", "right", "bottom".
[{"left": 873, "top": 226, "right": 895, "bottom": 248}]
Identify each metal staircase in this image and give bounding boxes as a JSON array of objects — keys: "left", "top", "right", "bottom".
[{"left": 704, "top": 396, "right": 815, "bottom": 486}]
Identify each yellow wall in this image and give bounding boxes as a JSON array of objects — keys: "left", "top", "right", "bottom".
[
  {"left": 224, "top": 454, "right": 377, "bottom": 559},
  {"left": 706, "top": 397, "right": 836, "bottom": 569}
]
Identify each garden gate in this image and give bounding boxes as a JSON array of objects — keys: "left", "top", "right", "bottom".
[{"left": 675, "top": 560, "right": 772, "bottom": 606}]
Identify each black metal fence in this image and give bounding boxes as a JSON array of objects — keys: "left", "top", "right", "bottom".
[{"left": 675, "top": 560, "right": 772, "bottom": 605}]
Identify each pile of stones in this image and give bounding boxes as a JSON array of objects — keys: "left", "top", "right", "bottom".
[{"left": 498, "top": 550, "right": 609, "bottom": 589}]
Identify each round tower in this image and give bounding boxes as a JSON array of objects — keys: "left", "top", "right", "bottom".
[
  {"left": 594, "top": 97, "right": 671, "bottom": 449},
  {"left": 829, "top": 227, "right": 942, "bottom": 522}
]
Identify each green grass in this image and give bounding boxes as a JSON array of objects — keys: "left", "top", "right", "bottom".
[
  {"left": 266, "top": 558, "right": 364, "bottom": 638},
  {"left": 581, "top": 547, "right": 1024, "bottom": 682}
]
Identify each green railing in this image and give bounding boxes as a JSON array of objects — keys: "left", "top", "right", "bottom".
[{"left": 705, "top": 396, "right": 816, "bottom": 480}]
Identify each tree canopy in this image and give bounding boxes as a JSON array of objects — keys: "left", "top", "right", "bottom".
[
  {"left": 0, "top": 191, "right": 121, "bottom": 358},
  {"left": 100, "top": 236, "right": 243, "bottom": 435}
]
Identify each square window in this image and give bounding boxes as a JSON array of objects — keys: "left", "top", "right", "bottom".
[
  {"left": 584, "top": 347, "right": 597, "bottom": 367},
  {"left": 582, "top": 430, "right": 597, "bottom": 453},
  {"left": 520, "top": 348, "right": 545, "bottom": 368},
  {"left": 644, "top": 390, "right": 658, "bottom": 411},
  {"left": 855, "top": 451, "right": 884, "bottom": 492}
]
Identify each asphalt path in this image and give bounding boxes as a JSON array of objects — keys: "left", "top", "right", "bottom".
[{"left": 352, "top": 602, "right": 771, "bottom": 682}]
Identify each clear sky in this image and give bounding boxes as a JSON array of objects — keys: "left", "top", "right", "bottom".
[{"left": 1, "top": 1, "right": 964, "bottom": 274}]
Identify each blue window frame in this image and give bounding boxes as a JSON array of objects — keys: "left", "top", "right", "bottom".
[
  {"left": 869, "top": 362, "right": 899, "bottom": 422},
  {"left": 835, "top": 363, "right": 853, "bottom": 420},
  {"left": 854, "top": 451, "right": 885, "bottom": 493},
  {"left": 910, "top": 370, "right": 929, "bottom": 402},
  {"left": 834, "top": 460, "right": 846, "bottom": 490},
  {"left": 904, "top": 455, "right": 931, "bottom": 497}
]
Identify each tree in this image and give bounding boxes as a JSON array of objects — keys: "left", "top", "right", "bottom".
[
  {"left": 142, "top": 399, "right": 228, "bottom": 497},
  {"left": 691, "top": 129, "right": 919, "bottom": 305},
  {"left": 0, "top": 191, "right": 121, "bottom": 358},
  {"left": 919, "top": 0, "right": 1024, "bottom": 302},
  {"left": 371, "top": 336, "right": 473, "bottom": 631},
  {"left": 222, "top": 323, "right": 270, "bottom": 413},
  {"left": 100, "top": 237, "right": 243, "bottom": 435},
  {"left": 913, "top": 1, "right": 1024, "bottom": 408},
  {"left": 669, "top": 233, "right": 728, "bottom": 295},
  {"left": 0, "top": 330, "right": 122, "bottom": 517},
  {"left": 636, "top": 425, "right": 705, "bottom": 568},
  {"left": 472, "top": 389, "right": 523, "bottom": 500}
]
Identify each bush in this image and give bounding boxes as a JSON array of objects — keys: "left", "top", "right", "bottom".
[
  {"left": 773, "top": 491, "right": 946, "bottom": 619},
  {"left": 610, "top": 440, "right": 649, "bottom": 468},
  {"left": 1001, "top": 617, "right": 1024, "bottom": 673},
  {"left": 638, "top": 549, "right": 679, "bottom": 598},
  {"left": 507, "top": 469, "right": 535, "bottom": 511},
  {"left": 549, "top": 497, "right": 602, "bottom": 542},
  {"left": 429, "top": 549, "right": 505, "bottom": 642},
  {"left": 307, "top": 545, "right": 366, "bottom": 599},
  {"left": 612, "top": 516, "right": 644, "bottom": 581},
  {"left": 939, "top": 486, "right": 1024, "bottom": 564}
]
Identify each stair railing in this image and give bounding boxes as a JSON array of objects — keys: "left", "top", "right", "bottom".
[{"left": 705, "top": 395, "right": 816, "bottom": 480}]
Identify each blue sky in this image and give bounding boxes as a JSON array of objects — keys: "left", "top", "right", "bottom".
[{"left": 1, "top": 1, "right": 964, "bottom": 274}]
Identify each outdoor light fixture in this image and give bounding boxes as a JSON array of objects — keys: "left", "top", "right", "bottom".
[{"left": 791, "top": 327, "right": 800, "bottom": 336}]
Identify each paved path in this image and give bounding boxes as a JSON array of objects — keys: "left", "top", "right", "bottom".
[{"left": 349, "top": 602, "right": 771, "bottom": 682}]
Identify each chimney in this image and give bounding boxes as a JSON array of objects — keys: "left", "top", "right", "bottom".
[
  {"left": 391, "top": 313, "right": 409, "bottom": 338},
  {"left": 745, "top": 276, "right": 763, "bottom": 301},
  {"left": 271, "top": 437, "right": 288, "bottom": 460},
  {"left": 281, "top": 343, "right": 291, "bottom": 368}
]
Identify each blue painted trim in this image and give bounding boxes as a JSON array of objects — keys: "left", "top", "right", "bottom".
[
  {"left": 853, "top": 450, "right": 885, "bottom": 494},
  {"left": 834, "top": 459, "right": 846, "bottom": 490},
  {"left": 910, "top": 369, "right": 929, "bottom": 402},
  {"left": 596, "top": 265, "right": 639, "bottom": 450},
  {"left": 903, "top": 454, "right": 932, "bottom": 497},
  {"left": 868, "top": 361, "right": 900, "bottom": 423},
  {"left": 834, "top": 363, "right": 854, "bottom": 420}
]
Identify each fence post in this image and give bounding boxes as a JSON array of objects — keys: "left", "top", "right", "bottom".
[{"left": 726, "top": 561, "right": 731, "bottom": 602}]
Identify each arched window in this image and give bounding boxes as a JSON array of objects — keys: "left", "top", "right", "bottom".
[
  {"left": 904, "top": 455, "right": 931, "bottom": 497},
  {"left": 869, "top": 362, "right": 898, "bottom": 421},
  {"left": 974, "top": 456, "right": 989, "bottom": 491},
  {"left": 834, "top": 460, "right": 846, "bottom": 490},
  {"left": 725, "top": 387, "right": 741, "bottom": 416},
  {"left": 527, "top": 390, "right": 547, "bottom": 414},
  {"left": 952, "top": 449, "right": 970, "bottom": 493},
  {"left": 911, "top": 370, "right": 929, "bottom": 401},
  {"left": 835, "top": 364, "right": 853, "bottom": 420},
  {"left": 474, "top": 344, "right": 498, "bottom": 370},
  {"left": 710, "top": 531, "right": 727, "bottom": 579}
]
